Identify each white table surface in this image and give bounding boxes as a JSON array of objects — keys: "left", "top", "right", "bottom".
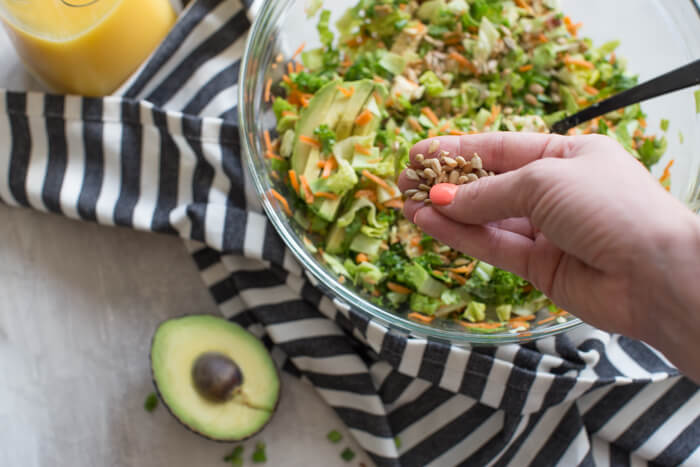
[{"left": 0, "top": 32, "right": 372, "bottom": 467}]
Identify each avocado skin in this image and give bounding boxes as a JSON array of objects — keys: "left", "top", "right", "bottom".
[{"left": 149, "top": 314, "right": 281, "bottom": 442}]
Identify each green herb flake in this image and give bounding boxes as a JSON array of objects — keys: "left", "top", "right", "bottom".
[
  {"left": 340, "top": 447, "right": 356, "bottom": 462},
  {"left": 144, "top": 392, "right": 158, "bottom": 412},
  {"left": 223, "top": 446, "right": 244, "bottom": 466},
  {"left": 695, "top": 89, "right": 700, "bottom": 113},
  {"left": 327, "top": 429, "right": 343, "bottom": 443},
  {"left": 252, "top": 442, "right": 267, "bottom": 463},
  {"left": 394, "top": 436, "right": 402, "bottom": 448},
  {"left": 679, "top": 131, "right": 684, "bottom": 144},
  {"left": 660, "top": 118, "right": 669, "bottom": 132}
]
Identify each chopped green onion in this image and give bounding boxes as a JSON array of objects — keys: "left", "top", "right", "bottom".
[
  {"left": 144, "top": 392, "right": 158, "bottom": 412},
  {"left": 660, "top": 119, "right": 669, "bottom": 132},
  {"left": 695, "top": 89, "right": 700, "bottom": 114},
  {"left": 327, "top": 430, "right": 343, "bottom": 443},
  {"left": 223, "top": 446, "right": 244, "bottom": 466},
  {"left": 340, "top": 448, "right": 356, "bottom": 462},
  {"left": 394, "top": 436, "right": 402, "bottom": 448},
  {"left": 252, "top": 442, "right": 267, "bottom": 463},
  {"left": 679, "top": 131, "right": 684, "bottom": 144}
]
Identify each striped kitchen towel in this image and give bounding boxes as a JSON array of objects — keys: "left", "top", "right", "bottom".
[{"left": 0, "top": 0, "right": 698, "bottom": 465}]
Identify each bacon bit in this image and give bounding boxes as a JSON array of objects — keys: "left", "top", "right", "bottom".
[
  {"left": 322, "top": 156, "right": 337, "bottom": 179},
  {"left": 287, "top": 62, "right": 294, "bottom": 75},
  {"left": 337, "top": 85, "right": 355, "bottom": 98},
  {"left": 267, "top": 189, "right": 291, "bottom": 216},
  {"left": 355, "top": 109, "right": 374, "bottom": 126},
  {"left": 447, "top": 262, "right": 477, "bottom": 275},
  {"left": 639, "top": 117, "right": 647, "bottom": 128},
  {"left": 266, "top": 152, "right": 284, "bottom": 161},
  {"left": 537, "top": 315, "right": 557, "bottom": 325},
  {"left": 583, "top": 84, "right": 599, "bottom": 96},
  {"left": 518, "top": 64, "right": 533, "bottom": 72},
  {"left": 408, "top": 312, "right": 435, "bottom": 324},
  {"left": 449, "top": 129, "right": 467, "bottom": 136},
  {"left": 408, "top": 117, "right": 423, "bottom": 132},
  {"left": 460, "top": 321, "right": 503, "bottom": 329},
  {"left": 315, "top": 191, "right": 338, "bottom": 200},
  {"left": 448, "top": 51, "right": 478, "bottom": 74},
  {"left": 356, "top": 253, "right": 369, "bottom": 263},
  {"left": 564, "top": 55, "right": 594, "bottom": 69},
  {"left": 291, "top": 42, "right": 306, "bottom": 60},
  {"left": 659, "top": 159, "right": 674, "bottom": 184},
  {"left": 387, "top": 282, "right": 412, "bottom": 294},
  {"left": 264, "top": 130, "right": 273, "bottom": 152},
  {"left": 299, "top": 174, "right": 314, "bottom": 203},
  {"left": 295, "top": 62, "right": 304, "bottom": 73},
  {"left": 281, "top": 110, "right": 297, "bottom": 118},
  {"left": 609, "top": 52, "right": 616, "bottom": 65},
  {"left": 421, "top": 107, "right": 440, "bottom": 126},
  {"left": 383, "top": 199, "right": 404, "bottom": 209},
  {"left": 354, "top": 190, "right": 377, "bottom": 202},
  {"left": 264, "top": 79, "right": 272, "bottom": 103},
  {"left": 354, "top": 143, "right": 372, "bottom": 156},
  {"left": 362, "top": 170, "right": 395, "bottom": 195},
  {"left": 299, "top": 135, "right": 321, "bottom": 148},
  {"left": 514, "top": 0, "right": 533, "bottom": 14},
  {"left": 449, "top": 272, "right": 467, "bottom": 285},
  {"left": 288, "top": 169, "right": 300, "bottom": 193}
]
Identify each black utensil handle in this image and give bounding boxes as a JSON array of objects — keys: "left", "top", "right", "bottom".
[{"left": 551, "top": 58, "right": 700, "bottom": 134}]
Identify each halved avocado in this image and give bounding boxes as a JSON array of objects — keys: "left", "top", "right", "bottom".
[{"left": 150, "top": 315, "right": 280, "bottom": 441}]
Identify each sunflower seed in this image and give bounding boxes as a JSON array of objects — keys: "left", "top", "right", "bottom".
[
  {"left": 529, "top": 83, "right": 545, "bottom": 94},
  {"left": 438, "top": 173, "right": 447, "bottom": 183},
  {"left": 457, "top": 175, "right": 470, "bottom": 184},
  {"left": 443, "top": 157, "right": 457, "bottom": 168},
  {"left": 470, "top": 154, "right": 483, "bottom": 170},
  {"left": 525, "top": 93, "right": 539, "bottom": 106},
  {"left": 415, "top": 153, "right": 425, "bottom": 164},
  {"left": 488, "top": 170, "right": 495, "bottom": 176},
  {"left": 405, "top": 168, "right": 419, "bottom": 181},
  {"left": 467, "top": 173, "right": 479, "bottom": 182},
  {"left": 418, "top": 184, "right": 431, "bottom": 192},
  {"left": 462, "top": 161, "right": 472, "bottom": 172},
  {"left": 404, "top": 189, "right": 419, "bottom": 197},
  {"left": 423, "top": 168, "right": 437, "bottom": 179},
  {"left": 428, "top": 139, "right": 440, "bottom": 154},
  {"left": 429, "top": 158, "right": 442, "bottom": 174},
  {"left": 456, "top": 156, "right": 467, "bottom": 167},
  {"left": 411, "top": 191, "right": 428, "bottom": 201},
  {"left": 448, "top": 170, "right": 460, "bottom": 184},
  {"left": 476, "top": 168, "right": 489, "bottom": 178},
  {"left": 423, "top": 199, "right": 432, "bottom": 205}
]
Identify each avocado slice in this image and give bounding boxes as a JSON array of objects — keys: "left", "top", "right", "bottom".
[
  {"left": 150, "top": 315, "right": 280, "bottom": 441},
  {"left": 335, "top": 80, "right": 376, "bottom": 141}
]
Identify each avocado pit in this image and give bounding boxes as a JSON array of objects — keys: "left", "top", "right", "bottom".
[{"left": 192, "top": 352, "right": 243, "bottom": 402}]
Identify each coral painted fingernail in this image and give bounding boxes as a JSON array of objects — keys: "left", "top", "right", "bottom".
[{"left": 430, "top": 183, "right": 458, "bottom": 205}]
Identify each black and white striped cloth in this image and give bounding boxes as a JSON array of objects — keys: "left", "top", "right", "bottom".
[{"left": 1, "top": 1, "right": 698, "bottom": 465}]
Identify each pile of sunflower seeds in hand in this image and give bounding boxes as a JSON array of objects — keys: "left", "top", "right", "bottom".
[{"left": 403, "top": 140, "right": 494, "bottom": 205}]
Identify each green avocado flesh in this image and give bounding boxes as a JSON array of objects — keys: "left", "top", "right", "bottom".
[{"left": 150, "top": 315, "right": 280, "bottom": 441}]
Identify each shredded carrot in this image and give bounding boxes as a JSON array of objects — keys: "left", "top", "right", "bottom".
[
  {"left": 354, "top": 143, "right": 372, "bottom": 156},
  {"left": 509, "top": 315, "right": 536, "bottom": 322},
  {"left": 394, "top": 127, "right": 401, "bottom": 135},
  {"left": 460, "top": 321, "right": 503, "bottom": 329},
  {"left": 341, "top": 58, "right": 352, "bottom": 68},
  {"left": 287, "top": 62, "right": 294, "bottom": 75},
  {"left": 485, "top": 104, "right": 501, "bottom": 126},
  {"left": 449, "top": 129, "right": 467, "bottom": 136},
  {"left": 408, "top": 117, "right": 423, "bottom": 132},
  {"left": 373, "top": 75, "right": 387, "bottom": 84},
  {"left": 362, "top": 170, "right": 395, "bottom": 196},
  {"left": 514, "top": 0, "right": 533, "bottom": 14},
  {"left": 295, "top": 62, "right": 304, "bottom": 73},
  {"left": 438, "top": 121, "right": 451, "bottom": 133},
  {"left": 263, "top": 130, "right": 273, "bottom": 152},
  {"left": 538, "top": 33, "right": 548, "bottom": 44},
  {"left": 282, "top": 75, "right": 292, "bottom": 85},
  {"left": 315, "top": 191, "right": 338, "bottom": 200},
  {"left": 410, "top": 236, "right": 421, "bottom": 247},
  {"left": 299, "top": 174, "right": 314, "bottom": 204},
  {"left": 365, "top": 158, "right": 382, "bottom": 164},
  {"left": 428, "top": 129, "right": 437, "bottom": 138},
  {"left": 447, "top": 262, "right": 477, "bottom": 275},
  {"left": 299, "top": 93, "right": 312, "bottom": 108},
  {"left": 338, "top": 275, "right": 346, "bottom": 284},
  {"left": 383, "top": 199, "right": 404, "bottom": 209},
  {"left": 322, "top": 156, "right": 337, "bottom": 179},
  {"left": 449, "top": 272, "right": 467, "bottom": 285},
  {"left": 355, "top": 109, "right": 374, "bottom": 126},
  {"left": 408, "top": 312, "right": 435, "bottom": 324},
  {"left": 264, "top": 78, "right": 272, "bottom": 103},
  {"left": 510, "top": 320, "right": 531, "bottom": 329},
  {"left": 275, "top": 53, "right": 284, "bottom": 63},
  {"left": 281, "top": 110, "right": 297, "bottom": 118},
  {"left": 583, "top": 84, "right": 599, "bottom": 96},
  {"left": 299, "top": 135, "right": 321, "bottom": 148},
  {"left": 354, "top": 190, "right": 377, "bottom": 202},
  {"left": 266, "top": 152, "right": 284, "bottom": 161},
  {"left": 387, "top": 282, "right": 412, "bottom": 294},
  {"left": 563, "top": 16, "right": 582, "bottom": 36},
  {"left": 609, "top": 52, "right": 616, "bottom": 65},
  {"left": 537, "top": 316, "right": 557, "bottom": 325},
  {"left": 448, "top": 51, "right": 478, "bottom": 74},
  {"left": 267, "top": 189, "right": 291, "bottom": 216},
  {"left": 639, "top": 117, "right": 647, "bottom": 128},
  {"left": 337, "top": 85, "right": 355, "bottom": 98},
  {"left": 518, "top": 64, "right": 533, "bottom": 72},
  {"left": 356, "top": 253, "right": 369, "bottom": 263},
  {"left": 421, "top": 107, "right": 440, "bottom": 126},
  {"left": 292, "top": 42, "right": 306, "bottom": 60},
  {"left": 564, "top": 55, "right": 594, "bottom": 69},
  {"left": 316, "top": 160, "right": 327, "bottom": 168},
  {"left": 659, "top": 159, "right": 674, "bottom": 183},
  {"left": 288, "top": 170, "right": 299, "bottom": 193}
]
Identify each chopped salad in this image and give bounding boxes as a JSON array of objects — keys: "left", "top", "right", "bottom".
[{"left": 264, "top": 0, "right": 668, "bottom": 332}]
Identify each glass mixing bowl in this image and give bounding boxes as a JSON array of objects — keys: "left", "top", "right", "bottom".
[{"left": 239, "top": 0, "right": 700, "bottom": 345}]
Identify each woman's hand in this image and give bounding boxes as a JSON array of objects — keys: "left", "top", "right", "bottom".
[{"left": 399, "top": 133, "right": 700, "bottom": 382}]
